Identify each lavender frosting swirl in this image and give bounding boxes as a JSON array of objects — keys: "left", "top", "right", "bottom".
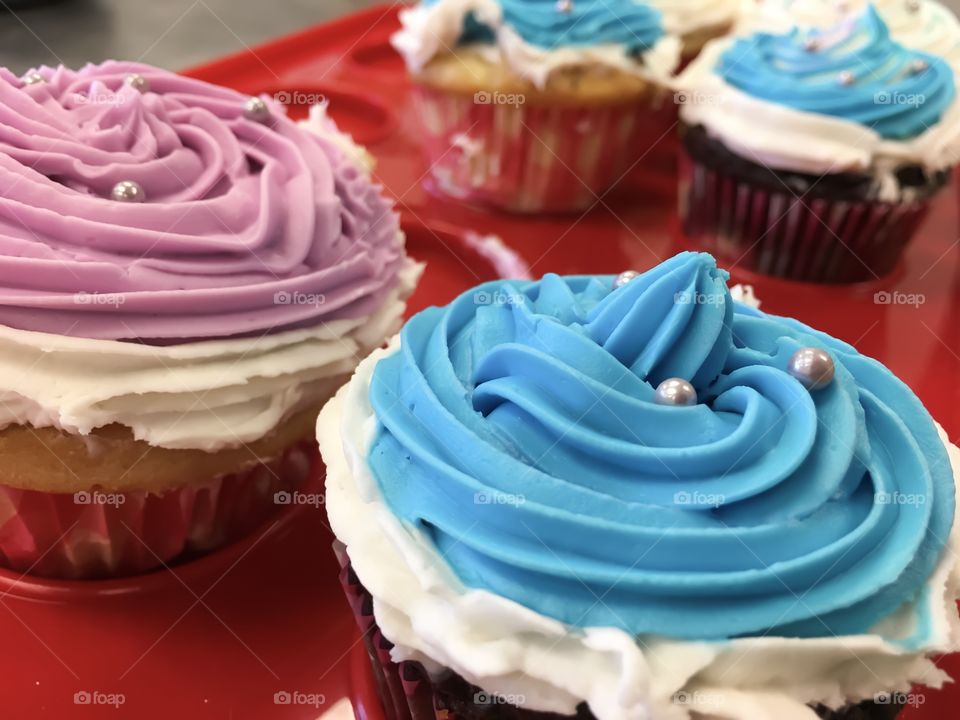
[{"left": 0, "top": 61, "right": 406, "bottom": 342}]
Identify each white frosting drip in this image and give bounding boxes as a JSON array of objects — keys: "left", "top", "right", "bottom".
[
  {"left": 0, "top": 261, "right": 420, "bottom": 452},
  {"left": 649, "top": 0, "right": 739, "bottom": 37},
  {"left": 319, "top": 338, "right": 960, "bottom": 720},
  {"left": 676, "top": 38, "right": 960, "bottom": 199},
  {"left": 736, "top": 0, "right": 960, "bottom": 71},
  {"left": 391, "top": 0, "right": 680, "bottom": 89},
  {"left": 299, "top": 103, "right": 376, "bottom": 175}
]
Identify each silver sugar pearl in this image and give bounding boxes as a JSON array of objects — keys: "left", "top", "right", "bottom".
[
  {"left": 125, "top": 73, "right": 150, "bottom": 92},
  {"left": 556, "top": 0, "right": 573, "bottom": 12},
  {"left": 614, "top": 270, "right": 639, "bottom": 289},
  {"left": 787, "top": 347, "right": 835, "bottom": 390},
  {"left": 906, "top": 0, "right": 920, "bottom": 13},
  {"left": 910, "top": 58, "right": 929, "bottom": 74},
  {"left": 23, "top": 72, "right": 44, "bottom": 86},
  {"left": 111, "top": 180, "right": 146, "bottom": 203},
  {"left": 243, "top": 96, "right": 271, "bottom": 122},
  {"left": 655, "top": 378, "right": 698, "bottom": 406},
  {"left": 803, "top": 37, "right": 821, "bottom": 52},
  {"left": 838, "top": 70, "right": 856, "bottom": 86}
]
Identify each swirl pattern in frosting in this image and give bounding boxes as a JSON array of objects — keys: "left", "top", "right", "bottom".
[
  {"left": 721, "top": 6, "right": 956, "bottom": 139},
  {"left": 0, "top": 61, "right": 406, "bottom": 342},
  {"left": 365, "top": 252, "right": 954, "bottom": 640},
  {"left": 425, "top": 0, "right": 665, "bottom": 53}
]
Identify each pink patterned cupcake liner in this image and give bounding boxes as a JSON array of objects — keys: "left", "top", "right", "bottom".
[
  {"left": 0, "top": 442, "right": 315, "bottom": 579},
  {"left": 677, "top": 148, "right": 932, "bottom": 283},
  {"left": 413, "top": 84, "right": 674, "bottom": 214}
]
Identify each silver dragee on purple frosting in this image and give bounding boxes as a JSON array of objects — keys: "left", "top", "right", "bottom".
[{"left": 0, "top": 61, "right": 406, "bottom": 342}]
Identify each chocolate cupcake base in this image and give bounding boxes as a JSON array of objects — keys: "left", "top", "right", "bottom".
[
  {"left": 678, "top": 124, "right": 950, "bottom": 283},
  {"left": 335, "top": 544, "right": 904, "bottom": 720}
]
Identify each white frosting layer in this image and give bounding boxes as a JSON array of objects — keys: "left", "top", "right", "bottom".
[
  {"left": 650, "top": 0, "right": 739, "bottom": 38},
  {"left": 391, "top": 0, "right": 680, "bottom": 89},
  {"left": 299, "top": 103, "right": 376, "bottom": 175},
  {"left": 319, "top": 338, "right": 960, "bottom": 720},
  {"left": 676, "top": 37, "right": 960, "bottom": 199},
  {"left": 0, "top": 261, "right": 420, "bottom": 452},
  {"left": 736, "top": 0, "right": 960, "bottom": 71}
]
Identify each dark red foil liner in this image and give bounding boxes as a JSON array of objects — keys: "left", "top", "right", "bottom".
[
  {"left": 677, "top": 147, "right": 931, "bottom": 284},
  {"left": 335, "top": 544, "right": 904, "bottom": 720},
  {"left": 0, "top": 442, "right": 315, "bottom": 579}
]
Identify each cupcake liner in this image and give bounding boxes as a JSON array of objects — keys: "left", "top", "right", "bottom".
[
  {"left": 677, "top": 148, "right": 932, "bottom": 283},
  {"left": 0, "top": 442, "right": 315, "bottom": 580},
  {"left": 336, "top": 547, "right": 906, "bottom": 720},
  {"left": 413, "top": 83, "right": 675, "bottom": 214}
]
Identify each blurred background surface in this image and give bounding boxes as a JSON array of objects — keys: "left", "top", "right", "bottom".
[{"left": 0, "top": 0, "right": 384, "bottom": 71}]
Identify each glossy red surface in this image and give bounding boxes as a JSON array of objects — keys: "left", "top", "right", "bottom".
[{"left": 3, "top": 4, "right": 958, "bottom": 718}]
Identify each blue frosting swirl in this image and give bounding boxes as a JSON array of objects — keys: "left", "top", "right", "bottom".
[
  {"left": 366, "top": 252, "right": 955, "bottom": 642},
  {"left": 425, "top": 0, "right": 665, "bottom": 54},
  {"left": 720, "top": 6, "right": 956, "bottom": 140}
]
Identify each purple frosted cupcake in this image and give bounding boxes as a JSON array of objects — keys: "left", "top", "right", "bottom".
[{"left": 0, "top": 61, "right": 419, "bottom": 579}]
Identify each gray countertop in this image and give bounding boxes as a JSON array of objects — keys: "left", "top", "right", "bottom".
[
  {"left": 0, "top": 0, "right": 384, "bottom": 72},
  {"left": 2, "top": 0, "right": 960, "bottom": 74}
]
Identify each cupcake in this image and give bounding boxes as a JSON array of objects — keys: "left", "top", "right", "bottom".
[
  {"left": 0, "top": 61, "right": 419, "bottom": 579},
  {"left": 319, "top": 251, "right": 960, "bottom": 720},
  {"left": 737, "top": 0, "right": 960, "bottom": 71},
  {"left": 676, "top": 7, "right": 960, "bottom": 283},
  {"left": 392, "top": 0, "right": 680, "bottom": 213},
  {"left": 651, "top": 0, "right": 740, "bottom": 61}
]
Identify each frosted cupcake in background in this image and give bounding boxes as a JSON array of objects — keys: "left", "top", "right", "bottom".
[
  {"left": 736, "top": 0, "right": 960, "bottom": 71},
  {"left": 650, "top": 0, "right": 740, "bottom": 60},
  {"left": 676, "top": 7, "right": 960, "bottom": 283},
  {"left": 392, "top": 0, "right": 680, "bottom": 213},
  {"left": 0, "top": 61, "right": 419, "bottom": 579},
  {"left": 320, "top": 252, "right": 960, "bottom": 720}
]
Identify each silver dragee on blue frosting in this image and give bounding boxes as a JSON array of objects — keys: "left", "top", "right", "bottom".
[
  {"left": 720, "top": 5, "right": 956, "bottom": 140},
  {"left": 365, "top": 252, "right": 954, "bottom": 641}
]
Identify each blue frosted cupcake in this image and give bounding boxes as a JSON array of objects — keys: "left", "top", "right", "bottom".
[
  {"left": 319, "top": 252, "right": 960, "bottom": 720},
  {"left": 392, "top": 0, "right": 680, "bottom": 212},
  {"left": 676, "top": 7, "right": 960, "bottom": 282}
]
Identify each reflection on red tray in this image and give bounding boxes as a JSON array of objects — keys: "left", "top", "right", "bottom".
[{"left": 2, "top": 3, "right": 956, "bottom": 718}]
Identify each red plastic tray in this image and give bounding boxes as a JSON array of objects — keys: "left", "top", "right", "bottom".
[{"left": 2, "top": 4, "right": 958, "bottom": 718}]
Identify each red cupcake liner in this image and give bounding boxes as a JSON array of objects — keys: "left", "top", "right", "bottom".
[
  {"left": 413, "top": 84, "right": 675, "bottom": 214},
  {"left": 335, "top": 544, "right": 905, "bottom": 720},
  {"left": 677, "top": 148, "right": 932, "bottom": 283},
  {"left": 0, "top": 442, "right": 315, "bottom": 580}
]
